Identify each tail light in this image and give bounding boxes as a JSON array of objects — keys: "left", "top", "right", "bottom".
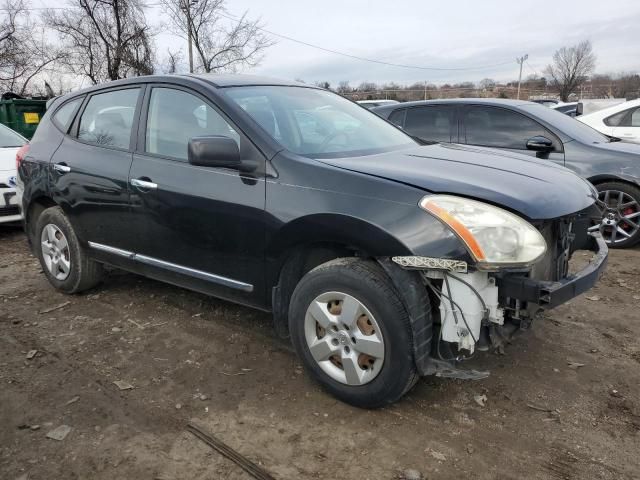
[{"left": 16, "top": 143, "right": 29, "bottom": 170}]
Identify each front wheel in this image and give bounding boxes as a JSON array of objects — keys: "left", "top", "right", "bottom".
[
  {"left": 288, "top": 258, "right": 418, "bottom": 408},
  {"left": 35, "top": 206, "right": 104, "bottom": 293},
  {"left": 590, "top": 182, "right": 640, "bottom": 248}
]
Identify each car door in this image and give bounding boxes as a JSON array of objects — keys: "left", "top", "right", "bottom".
[
  {"left": 128, "top": 85, "right": 267, "bottom": 306},
  {"left": 609, "top": 106, "right": 640, "bottom": 143},
  {"left": 49, "top": 86, "right": 143, "bottom": 249},
  {"left": 461, "top": 105, "right": 565, "bottom": 165},
  {"left": 400, "top": 105, "right": 458, "bottom": 143}
]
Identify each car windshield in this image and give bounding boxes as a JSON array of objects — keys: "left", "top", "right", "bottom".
[
  {"left": 521, "top": 103, "right": 611, "bottom": 144},
  {"left": 224, "top": 86, "right": 415, "bottom": 158},
  {"left": 0, "top": 124, "right": 25, "bottom": 147}
]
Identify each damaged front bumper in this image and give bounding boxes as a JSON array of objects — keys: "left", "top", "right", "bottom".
[
  {"left": 384, "top": 233, "right": 608, "bottom": 379},
  {"left": 496, "top": 232, "right": 608, "bottom": 309}
]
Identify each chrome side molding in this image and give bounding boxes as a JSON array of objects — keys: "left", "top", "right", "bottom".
[
  {"left": 87, "top": 241, "right": 253, "bottom": 292},
  {"left": 88, "top": 242, "right": 135, "bottom": 259}
]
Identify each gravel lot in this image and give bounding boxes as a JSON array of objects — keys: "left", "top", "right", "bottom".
[{"left": 1, "top": 227, "right": 639, "bottom": 480}]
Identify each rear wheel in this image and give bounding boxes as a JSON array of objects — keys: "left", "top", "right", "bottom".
[
  {"left": 35, "top": 206, "right": 104, "bottom": 293},
  {"left": 288, "top": 258, "right": 418, "bottom": 408},
  {"left": 590, "top": 182, "right": 640, "bottom": 248}
]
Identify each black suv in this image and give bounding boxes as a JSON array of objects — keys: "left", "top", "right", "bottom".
[{"left": 17, "top": 75, "right": 607, "bottom": 407}]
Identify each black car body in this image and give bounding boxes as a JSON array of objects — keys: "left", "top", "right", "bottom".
[
  {"left": 17, "top": 76, "right": 607, "bottom": 407},
  {"left": 373, "top": 98, "right": 640, "bottom": 248}
]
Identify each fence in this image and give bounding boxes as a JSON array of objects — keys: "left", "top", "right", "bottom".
[{"left": 340, "top": 84, "right": 640, "bottom": 102}]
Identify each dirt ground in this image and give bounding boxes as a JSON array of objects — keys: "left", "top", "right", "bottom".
[{"left": 1, "top": 227, "right": 639, "bottom": 480}]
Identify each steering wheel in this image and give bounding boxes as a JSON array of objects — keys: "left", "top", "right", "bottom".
[{"left": 318, "top": 131, "right": 350, "bottom": 153}]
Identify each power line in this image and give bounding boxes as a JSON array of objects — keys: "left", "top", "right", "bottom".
[
  {"left": 1, "top": 3, "right": 517, "bottom": 72},
  {"left": 215, "top": 10, "right": 515, "bottom": 72}
]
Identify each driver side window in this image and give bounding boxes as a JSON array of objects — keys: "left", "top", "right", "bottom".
[{"left": 145, "top": 87, "right": 240, "bottom": 161}]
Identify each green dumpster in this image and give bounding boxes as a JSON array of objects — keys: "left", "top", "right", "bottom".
[{"left": 0, "top": 99, "right": 47, "bottom": 139}]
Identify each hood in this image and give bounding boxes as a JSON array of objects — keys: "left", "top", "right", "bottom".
[{"left": 317, "top": 143, "right": 597, "bottom": 220}]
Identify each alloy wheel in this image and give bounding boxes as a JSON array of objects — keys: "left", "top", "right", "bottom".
[
  {"left": 40, "top": 224, "right": 71, "bottom": 280},
  {"left": 304, "top": 291, "right": 385, "bottom": 386},
  {"left": 589, "top": 190, "right": 640, "bottom": 245}
]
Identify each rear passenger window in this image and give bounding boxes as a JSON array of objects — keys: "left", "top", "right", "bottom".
[
  {"left": 78, "top": 89, "right": 140, "bottom": 149},
  {"left": 388, "top": 109, "right": 406, "bottom": 128},
  {"left": 463, "top": 106, "right": 552, "bottom": 150},
  {"left": 404, "top": 106, "right": 454, "bottom": 143},
  {"left": 604, "top": 109, "right": 628, "bottom": 127},
  {"left": 52, "top": 97, "right": 83, "bottom": 132},
  {"left": 605, "top": 107, "right": 640, "bottom": 127},
  {"left": 145, "top": 88, "right": 240, "bottom": 160}
]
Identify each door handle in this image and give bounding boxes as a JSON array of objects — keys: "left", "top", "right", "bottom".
[
  {"left": 53, "top": 163, "right": 71, "bottom": 173},
  {"left": 130, "top": 178, "right": 158, "bottom": 190}
]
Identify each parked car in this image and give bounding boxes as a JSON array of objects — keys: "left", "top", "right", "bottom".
[
  {"left": 0, "top": 123, "right": 27, "bottom": 224},
  {"left": 552, "top": 102, "right": 578, "bottom": 117},
  {"left": 17, "top": 75, "right": 607, "bottom": 408},
  {"left": 577, "top": 98, "right": 627, "bottom": 116},
  {"left": 531, "top": 98, "right": 559, "bottom": 107},
  {"left": 578, "top": 99, "right": 640, "bottom": 144},
  {"left": 373, "top": 98, "right": 640, "bottom": 248},
  {"left": 357, "top": 99, "right": 399, "bottom": 109}
]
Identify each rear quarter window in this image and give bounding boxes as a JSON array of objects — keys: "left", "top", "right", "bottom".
[{"left": 52, "top": 97, "right": 83, "bottom": 132}]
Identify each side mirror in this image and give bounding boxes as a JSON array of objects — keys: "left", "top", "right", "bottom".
[
  {"left": 188, "top": 136, "right": 242, "bottom": 169},
  {"left": 526, "top": 136, "right": 554, "bottom": 152}
]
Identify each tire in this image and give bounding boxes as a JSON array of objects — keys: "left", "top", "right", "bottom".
[
  {"left": 288, "top": 258, "right": 418, "bottom": 408},
  {"left": 594, "top": 182, "right": 640, "bottom": 249},
  {"left": 34, "top": 206, "right": 104, "bottom": 293}
]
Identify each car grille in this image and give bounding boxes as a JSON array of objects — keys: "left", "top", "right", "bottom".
[{"left": 0, "top": 205, "right": 20, "bottom": 216}]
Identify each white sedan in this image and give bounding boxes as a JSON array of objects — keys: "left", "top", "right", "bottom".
[
  {"left": 0, "top": 123, "right": 27, "bottom": 224},
  {"left": 578, "top": 99, "right": 640, "bottom": 143}
]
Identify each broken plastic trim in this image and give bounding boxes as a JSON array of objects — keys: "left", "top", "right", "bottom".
[
  {"left": 422, "top": 357, "right": 489, "bottom": 380},
  {"left": 392, "top": 256, "right": 468, "bottom": 273}
]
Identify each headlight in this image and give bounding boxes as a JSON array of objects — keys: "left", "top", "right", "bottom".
[{"left": 420, "top": 195, "right": 547, "bottom": 269}]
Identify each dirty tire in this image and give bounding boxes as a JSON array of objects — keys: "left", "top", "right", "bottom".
[
  {"left": 35, "top": 206, "right": 103, "bottom": 293},
  {"left": 594, "top": 182, "right": 640, "bottom": 248},
  {"left": 289, "top": 258, "right": 418, "bottom": 408}
]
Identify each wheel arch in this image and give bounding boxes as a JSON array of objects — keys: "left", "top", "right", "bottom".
[
  {"left": 24, "top": 195, "right": 57, "bottom": 249},
  {"left": 587, "top": 174, "right": 640, "bottom": 190},
  {"left": 268, "top": 213, "right": 413, "bottom": 337}
]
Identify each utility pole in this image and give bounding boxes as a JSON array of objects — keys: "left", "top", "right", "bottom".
[
  {"left": 181, "top": 0, "right": 196, "bottom": 73},
  {"left": 516, "top": 54, "right": 528, "bottom": 100},
  {"left": 424, "top": 81, "right": 427, "bottom": 101}
]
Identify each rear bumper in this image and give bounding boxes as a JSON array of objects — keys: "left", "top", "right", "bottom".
[{"left": 497, "top": 233, "right": 608, "bottom": 309}]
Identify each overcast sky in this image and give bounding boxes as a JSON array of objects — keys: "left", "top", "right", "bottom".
[{"left": 84, "top": 0, "right": 640, "bottom": 86}]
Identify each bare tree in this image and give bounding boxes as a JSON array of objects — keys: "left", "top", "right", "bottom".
[
  {"left": 479, "top": 78, "right": 496, "bottom": 90},
  {"left": 545, "top": 40, "right": 596, "bottom": 101},
  {"left": 0, "top": 0, "right": 65, "bottom": 95},
  {"left": 162, "top": 48, "right": 183, "bottom": 74},
  {"left": 357, "top": 82, "right": 378, "bottom": 92},
  {"left": 160, "top": 0, "right": 273, "bottom": 73},
  {"left": 45, "top": 0, "right": 155, "bottom": 84},
  {"left": 336, "top": 81, "right": 351, "bottom": 94}
]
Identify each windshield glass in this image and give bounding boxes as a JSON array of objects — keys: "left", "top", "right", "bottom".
[
  {"left": 521, "top": 103, "right": 611, "bottom": 144},
  {"left": 224, "top": 86, "right": 415, "bottom": 157},
  {"left": 0, "top": 124, "right": 25, "bottom": 147}
]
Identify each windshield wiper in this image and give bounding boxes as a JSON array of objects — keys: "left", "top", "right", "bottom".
[{"left": 410, "top": 136, "right": 438, "bottom": 146}]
